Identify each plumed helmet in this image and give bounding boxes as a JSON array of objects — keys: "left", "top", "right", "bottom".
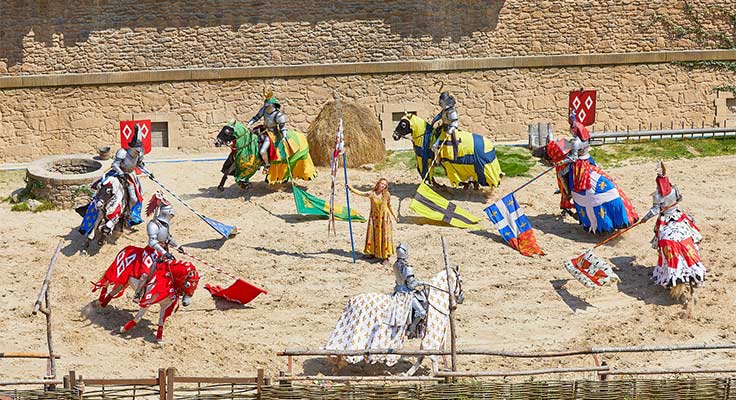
[
  {"left": 396, "top": 243, "right": 409, "bottom": 259},
  {"left": 438, "top": 91, "right": 455, "bottom": 109},
  {"left": 146, "top": 191, "right": 175, "bottom": 223},
  {"left": 568, "top": 110, "right": 577, "bottom": 127}
]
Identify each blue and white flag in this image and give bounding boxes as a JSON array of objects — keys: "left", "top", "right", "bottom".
[{"left": 484, "top": 193, "right": 544, "bottom": 256}]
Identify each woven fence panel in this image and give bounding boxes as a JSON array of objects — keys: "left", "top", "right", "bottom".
[
  {"left": 259, "top": 378, "right": 734, "bottom": 400},
  {"left": 82, "top": 384, "right": 160, "bottom": 400},
  {"left": 172, "top": 383, "right": 258, "bottom": 400},
  {"left": 0, "top": 389, "right": 75, "bottom": 400}
]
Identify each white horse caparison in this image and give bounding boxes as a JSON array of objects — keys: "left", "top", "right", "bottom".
[{"left": 324, "top": 267, "right": 463, "bottom": 375}]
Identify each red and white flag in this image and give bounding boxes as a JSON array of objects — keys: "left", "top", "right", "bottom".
[{"left": 328, "top": 118, "right": 345, "bottom": 234}]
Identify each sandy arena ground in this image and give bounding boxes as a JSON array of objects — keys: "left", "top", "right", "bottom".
[{"left": 1, "top": 153, "right": 735, "bottom": 381}]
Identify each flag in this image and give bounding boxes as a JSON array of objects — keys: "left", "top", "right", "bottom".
[
  {"left": 294, "top": 186, "right": 365, "bottom": 222},
  {"left": 328, "top": 118, "right": 345, "bottom": 234},
  {"left": 201, "top": 215, "right": 238, "bottom": 239},
  {"left": 484, "top": 193, "right": 544, "bottom": 256},
  {"left": 563, "top": 249, "right": 620, "bottom": 288},
  {"left": 409, "top": 183, "right": 480, "bottom": 229}
]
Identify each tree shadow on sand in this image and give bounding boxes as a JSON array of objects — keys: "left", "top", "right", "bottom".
[
  {"left": 302, "top": 357, "right": 430, "bottom": 376},
  {"left": 609, "top": 256, "right": 678, "bottom": 306}
]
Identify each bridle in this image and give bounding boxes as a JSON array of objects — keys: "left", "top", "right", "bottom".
[{"left": 426, "top": 267, "right": 462, "bottom": 317}]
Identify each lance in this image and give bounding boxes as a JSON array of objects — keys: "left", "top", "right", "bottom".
[{"left": 144, "top": 172, "right": 238, "bottom": 239}]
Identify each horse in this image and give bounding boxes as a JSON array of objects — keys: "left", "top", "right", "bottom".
[
  {"left": 532, "top": 137, "right": 638, "bottom": 234},
  {"left": 214, "top": 121, "right": 317, "bottom": 188},
  {"left": 92, "top": 245, "right": 200, "bottom": 343},
  {"left": 75, "top": 174, "right": 128, "bottom": 254},
  {"left": 323, "top": 266, "right": 464, "bottom": 376},
  {"left": 392, "top": 113, "right": 503, "bottom": 189}
]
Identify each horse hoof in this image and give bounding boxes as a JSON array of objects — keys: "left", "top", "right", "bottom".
[{"left": 118, "top": 326, "right": 126, "bottom": 334}]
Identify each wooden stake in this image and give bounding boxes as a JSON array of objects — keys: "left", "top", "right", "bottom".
[
  {"left": 158, "top": 369, "right": 166, "bottom": 400},
  {"left": 440, "top": 237, "right": 457, "bottom": 377},
  {"left": 165, "top": 368, "right": 175, "bottom": 400},
  {"left": 33, "top": 240, "right": 63, "bottom": 315}
]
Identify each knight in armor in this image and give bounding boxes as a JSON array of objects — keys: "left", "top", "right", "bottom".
[
  {"left": 109, "top": 126, "right": 152, "bottom": 225},
  {"left": 134, "top": 192, "right": 184, "bottom": 301},
  {"left": 567, "top": 110, "right": 594, "bottom": 164},
  {"left": 430, "top": 91, "right": 459, "bottom": 152},
  {"left": 247, "top": 89, "right": 288, "bottom": 172},
  {"left": 392, "top": 243, "right": 429, "bottom": 339},
  {"left": 640, "top": 161, "right": 706, "bottom": 289}
]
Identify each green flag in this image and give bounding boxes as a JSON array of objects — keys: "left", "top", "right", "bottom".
[{"left": 293, "top": 186, "right": 365, "bottom": 222}]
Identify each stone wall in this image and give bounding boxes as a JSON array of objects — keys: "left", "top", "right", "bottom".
[
  {"left": 0, "top": 63, "right": 733, "bottom": 162},
  {"left": 1, "top": 0, "right": 734, "bottom": 75}
]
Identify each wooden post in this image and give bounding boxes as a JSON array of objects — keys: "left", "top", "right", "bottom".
[
  {"left": 158, "top": 369, "right": 166, "bottom": 400},
  {"left": 287, "top": 355, "right": 293, "bottom": 375},
  {"left": 440, "top": 237, "right": 457, "bottom": 378},
  {"left": 165, "top": 368, "right": 175, "bottom": 400},
  {"left": 32, "top": 240, "right": 62, "bottom": 386},
  {"left": 256, "top": 368, "right": 264, "bottom": 400}
]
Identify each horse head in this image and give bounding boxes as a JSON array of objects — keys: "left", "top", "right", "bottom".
[
  {"left": 532, "top": 136, "right": 571, "bottom": 164},
  {"left": 168, "top": 261, "right": 200, "bottom": 307},
  {"left": 392, "top": 113, "right": 414, "bottom": 141},
  {"left": 215, "top": 124, "right": 237, "bottom": 147},
  {"left": 450, "top": 266, "right": 464, "bottom": 305}
]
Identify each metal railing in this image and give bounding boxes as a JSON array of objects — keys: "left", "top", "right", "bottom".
[{"left": 590, "top": 126, "right": 736, "bottom": 145}]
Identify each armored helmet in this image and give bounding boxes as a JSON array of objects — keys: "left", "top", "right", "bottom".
[{"left": 396, "top": 243, "right": 409, "bottom": 260}]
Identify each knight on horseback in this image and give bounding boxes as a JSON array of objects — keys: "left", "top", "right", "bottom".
[
  {"left": 640, "top": 161, "right": 706, "bottom": 292},
  {"left": 430, "top": 91, "right": 460, "bottom": 152},
  {"left": 392, "top": 243, "right": 429, "bottom": 339},
  {"left": 109, "top": 126, "right": 151, "bottom": 225},
  {"left": 133, "top": 192, "right": 185, "bottom": 303},
  {"left": 247, "top": 89, "right": 288, "bottom": 173}
]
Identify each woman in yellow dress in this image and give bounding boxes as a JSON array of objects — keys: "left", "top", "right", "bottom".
[{"left": 348, "top": 178, "right": 399, "bottom": 264}]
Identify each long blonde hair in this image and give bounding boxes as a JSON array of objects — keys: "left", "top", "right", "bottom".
[{"left": 373, "top": 177, "right": 390, "bottom": 200}]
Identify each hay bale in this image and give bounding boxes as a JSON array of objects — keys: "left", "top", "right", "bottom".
[{"left": 306, "top": 100, "right": 386, "bottom": 167}]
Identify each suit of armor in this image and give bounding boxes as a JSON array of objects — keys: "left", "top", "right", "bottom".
[
  {"left": 110, "top": 132, "right": 150, "bottom": 225},
  {"left": 248, "top": 97, "right": 287, "bottom": 168},
  {"left": 135, "top": 198, "right": 182, "bottom": 301},
  {"left": 392, "top": 243, "right": 428, "bottom": 338},
  {"left": 431, "top": 92, "right": 459, "bottom": 152}
]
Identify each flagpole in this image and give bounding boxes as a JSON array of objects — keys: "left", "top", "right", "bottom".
[
  {"left": 342, "top": 152, "right": 357, "bottom": 264},
  {"left": 510, "top": 166, "right": 554, "bottom": 195}
]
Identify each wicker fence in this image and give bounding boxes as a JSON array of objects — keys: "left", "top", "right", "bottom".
[{"left": 3, "top": 376, "right": 736, "bottom": 400}]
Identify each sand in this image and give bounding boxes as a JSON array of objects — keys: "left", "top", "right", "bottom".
[{"left": 1, "top": 153, "right": 735, "bottom": 381}]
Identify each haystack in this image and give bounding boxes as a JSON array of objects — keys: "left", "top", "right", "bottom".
[{"left": 306, "top": 100, "right": 386, "bottom": 168}]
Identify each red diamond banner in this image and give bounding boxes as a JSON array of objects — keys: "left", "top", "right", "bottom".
[
  {"left": 120, "top": 120, "right": 152, "bottom": 154},
  {"left": 569, "top": 90, "right": 597, "bottom": 126}
]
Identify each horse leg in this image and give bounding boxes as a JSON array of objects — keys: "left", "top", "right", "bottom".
[
  {"left": 155, "top": 299, "right": 178, "bottom": 344},
  {"left": 120, "top": 307, "right": 148, "bottom": 334},
  {"left": 99, "top": 285, "right": 124, "bottom": 308},
  {"left": 217, "top": 175, "right": 228, "bottom": 192},
  {"left": 404, "top": 356, "right": 424, "bottom": 376}
]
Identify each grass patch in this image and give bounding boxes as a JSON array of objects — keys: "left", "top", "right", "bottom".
[
  {"left": 495, "top": 146, "right": 536, "bottom": 177},
  {"left": 0, "top": 169, "right": 25, "bottom": 186},
  {"left": 377, "top": 146, "right": 535, "bottom": 178},
  {"left": 11, "top": 202, "right": 30, "bottom": 212},
  {"left": 590, "top": 137, "right": 736, "bottom": 167}
]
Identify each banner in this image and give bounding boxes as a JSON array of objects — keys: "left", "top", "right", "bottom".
[
  {"left": 294, "top": 186, "right": 365, "bottom": 222},
  {"left": 409, "top": 183, "right": 480, "bottom": 229},
  {"left": 484, "top": 193, "right": 544, "bottom": 256},
  {"left": 568, "top": 90, "right": 597, "bottom": 126},
  {"left": 120, "top": 120, "right": 153, "bottom": 154}
]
